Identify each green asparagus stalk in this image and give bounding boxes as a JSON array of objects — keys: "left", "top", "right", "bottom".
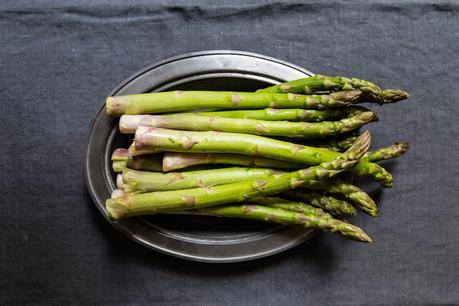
[
  {"left": 112, "top": 148, "right": 128, "bottom": 172},
  {"left": 162, "top": 152, "right": 302, "bottom": 172},
  {"left": 364, "top": 142, "right": 410, "bottom": 162},
  {"left": 111, "top": 148, "right": 163, "bottom": 172},
  {"left": 259, "top": 75, "right": 410, "bottom": 105},
  {"left": 105, "top": 131, "right": 371, "bottom": 219},
  {"left": 307, "top": 179, "right": 378, "bottom": 216},
  {"left": 122, "top": 167, "right": 280, "bottom": 193},
  {"left": 113, "top": 160, "right": 126, "bottom": 173},
  {"left": 119, "top": 111, "right": 376, "bottom": 138},
  {"left": 108, "top": 192, "right": 370, "bottom": 242},
  {"left": 382, "top": 89, "right": 410, "bottom": 104},
  {"left": 301, "top": 134, "right": 358, "bottom": 152},
  {"left": 167, "top": 108, "right": 347, "bottom": 122},
  {"left": 128, "top": 142, "right": 160, "bottom": 156},
  {"left": 248, "top": 196, "right": 331, "bottom": 218},
  {"left": 135, "top": 127, "right": 391, "bottom": 186},
  {"left": 106, "top": 90, "right": 361, "bottom": 117},
  {"left": 182, "top": 203, "right": 371, "bottom": 242},
  {"left": 283, "top": 190, "right": 357, "bottom": 217},
  {"left": 116, "top": 174, "right": 123, "bottom": 189},
  {"left": 258, "top": 75, "right": 386, "bottom": 104},
  {"left": 112, "top": 148, "right": 129, "bottom": 160}
]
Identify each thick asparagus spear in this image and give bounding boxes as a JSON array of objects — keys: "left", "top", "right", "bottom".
[
  {"left": 165, "top": 108, "right": 346, "bottom": 122},
  {"left": 258, "top": 75, "right": 408, "bottom": 104},
  {"left": 283, "top": 190, "right": 357, "bottom": 217},
  {"left": 135, "top": 127, "right": 391, "bottom": 186},
  {"left": 307, "top": 179, "right": 378, "bottom": 216},
  {"left": 162, "top": 152, "right": 302, "bottom": 172},
  {"left": 119, "top": 111, "right": 376, "bottom": 138},
  {"left": 106, "top": 131, "right": 371, "bottom": 219},
  {"left": 122, "top": 167, "right": 280, "bottom": 193},
  {"left": 106, "top": 90, "right": 361, "bottom": 117},
  {"left": 110, "top": 190, "right": 371, "bottom": 242}
]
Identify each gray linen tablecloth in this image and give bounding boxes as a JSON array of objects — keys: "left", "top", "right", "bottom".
[{"left": 1, "top": 1, "right": 458, "bottom": 304}]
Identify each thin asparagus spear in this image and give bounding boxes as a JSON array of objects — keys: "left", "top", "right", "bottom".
[
  {"left": 116, "top": 174, "right": 123, "bottom": 189},
  {"left": 164, "top": 108, "right": 347, "bottom": 122},
  {"left": 106, "top": 90, "right": 361, "bottom": 117},
  {"left": 307, "top": 179, "right": 378, "bottom": 217},
  {"left": 364, "top": 142, "right": 409, "bottom": 162},
  {"left": 105, "top": 131, "right": 371, "bottom": 219},
  {"left": 258, "top": 75, "right": 391, "bottom": 104},
  {"left": 135, "top": 127, "right": 391, "bottom": 186},
  {"left": 113, "top": 160, "right": 126, "bottom": 173},
  {"left": 119, "top": 111, "right": 376, "bottom": 138},
  {"left": 122, "top": 167, "right": 280, "bottom": 193},
  {"left": 162, "top": 152, "right": 302, "bottom": 172},
  {"left": 283, "top": 190, "right": 357, "bottom": 217},
  {"left": 382, "top": 89, "right": 410, "bottom": 104},
  {"left": 182, "top": 203, "right": 371, "bottom": 242}
]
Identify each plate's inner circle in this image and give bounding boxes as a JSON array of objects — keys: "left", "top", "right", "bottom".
[{"left": 106, "top": 75, "right": 286, "bottom": 243}]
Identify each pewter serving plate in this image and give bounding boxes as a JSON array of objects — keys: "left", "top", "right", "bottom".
[{"left": 85, "top": 50, "right": 316, "bottom": 262}]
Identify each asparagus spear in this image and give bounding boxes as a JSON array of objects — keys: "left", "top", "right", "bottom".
[
  {"left": 105, "top": 131, "right": 371, "bottom": 219},
  {"left": 307, "top": 179, "right": 378, "bottom": 216},
  {"left": 382, "top": 89, "right": 410, "bottom": 104},
  {"left": 180, "top": 203, "right": 371, "bottom": 242},
  {"left": 113, "top": 160, "right": 126, "bottom": 173},
  {"left": 122, "top": 167, "right": 280, "bottom": 193},
  {"left": 283, "top": 190, "right": 357, "bottom": 217},
  {"left": 364, "top": 142, "right": 409, "bottom": 162},
  {"left": 106, "top": 90, "right": 361, "bottom": 117},
  {"left": 166, "top": 108, "right": 347, "bottom": 122},
  {"left": 110, "top": 190, "right": 371, "bottom": 242},
  {"left": 162, "top": 152, "right": 302, "bottom": 172},
  {"left": 259, "top": 75, "right": 409, "bottom": 104},
  {"left": 111, "top": 148, "right": 163, "bottom": 172},
  {"left": 128, "top": 142, "right": 160, "bottom": 156},
  {"left": 135, "top": 127, "right": 391, "bottom": 186},
  {"left": 119, "top": 111, "right": 376, "bottom": 138}
]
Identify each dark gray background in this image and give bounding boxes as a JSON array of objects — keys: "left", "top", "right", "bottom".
[{"left": 1, "top": 0, "right": 458, "bottom": 305}]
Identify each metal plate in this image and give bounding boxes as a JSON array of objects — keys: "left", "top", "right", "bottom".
[{"left": 85, "top": 50, "right": 316, "bottom": 263}]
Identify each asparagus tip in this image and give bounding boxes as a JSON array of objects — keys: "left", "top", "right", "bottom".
[{"left": 382, "top": 89, "right": 409, "bottom": 104}]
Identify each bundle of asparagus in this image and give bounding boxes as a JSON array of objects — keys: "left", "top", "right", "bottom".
[{"left": 104, "top": 75, "right": 410, "bottom": 243}]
